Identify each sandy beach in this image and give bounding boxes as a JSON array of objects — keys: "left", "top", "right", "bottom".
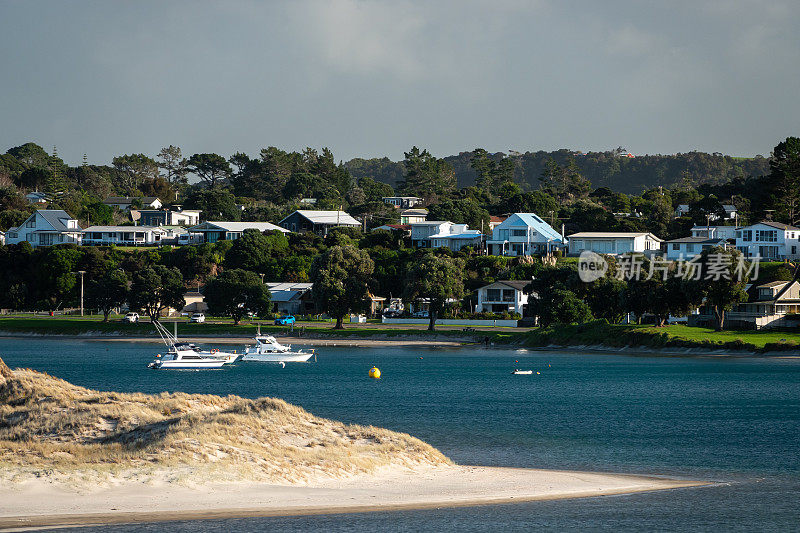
[{"left": 0, "top": 465, "right": 704, "bottom": 530}]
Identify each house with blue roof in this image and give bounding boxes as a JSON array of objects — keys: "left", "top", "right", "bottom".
[{"left": 486, "top": 213, "right": 566, "bottom": 256}]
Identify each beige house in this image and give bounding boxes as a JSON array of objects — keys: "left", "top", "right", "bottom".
[{"left": 692, "top": 280, "right": 800, "bottom": 330}]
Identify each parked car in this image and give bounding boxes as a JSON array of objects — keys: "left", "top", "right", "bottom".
[
  {"left": 124, "top": 312, "right": 139, "bottom": 323},
  {"left": 274, "top": 315, "right": 296, "bottom": 325},
  {"left": 189, "top": 312, "right": 206, "bottom": 323},
  {"left": 382, "top": 309, "right": 402, "bottom": 318},
  {"left": 412, "top": 311, "right": 429, "bottom": 318}
]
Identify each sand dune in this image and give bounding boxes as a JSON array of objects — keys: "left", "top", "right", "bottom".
[{"left": 0, "top": 358, "right": 705, "bottom": 530}]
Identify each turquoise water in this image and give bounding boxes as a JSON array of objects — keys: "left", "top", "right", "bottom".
[{"left": 2, "top": 338, "right": 799, "bottom": 531}]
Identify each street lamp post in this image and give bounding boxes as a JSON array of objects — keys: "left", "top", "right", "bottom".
[{"left": 77, "top": 270, "right": 86, "bottom": 316}]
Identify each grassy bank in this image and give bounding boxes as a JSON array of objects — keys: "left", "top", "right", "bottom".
[
  {"left": 0, "top": 318, "right": 525, "bottom": 344},
  {"left": 525, "top": 321, "right": 800, "bottom": 353}
]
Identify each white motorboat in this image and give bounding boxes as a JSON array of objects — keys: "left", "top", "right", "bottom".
[
  {"left": 242, "top": 335, "right": 315, "bottom": 363},
  {"left": 511, "top": 369, "right": 533, "bottom": 375},
  {"left": 148, "top": 321, "right": 241, "bottom": 369}
]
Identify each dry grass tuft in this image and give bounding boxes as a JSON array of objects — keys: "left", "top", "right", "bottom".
[
  {"left": 0, "top": 369, "right": 450, "bottom": 485},
  {"left": 0, "top": 357, "right": 13, "bottom": 381}
]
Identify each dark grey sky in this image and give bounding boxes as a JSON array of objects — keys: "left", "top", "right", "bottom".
[{"left": 1, "top": 0, "right": 798, "bottom": 166}]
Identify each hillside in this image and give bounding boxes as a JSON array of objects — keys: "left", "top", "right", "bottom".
[
  {"left": 346, "top": 150, "right": 769, "bottom": 194},
  {"left": 0, "top": 359, "right": 449, "bottom": 484}
]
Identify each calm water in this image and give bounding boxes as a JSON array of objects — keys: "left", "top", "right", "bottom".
[{"left": 2, "top": 338, "right": 799, "bottom": 531}]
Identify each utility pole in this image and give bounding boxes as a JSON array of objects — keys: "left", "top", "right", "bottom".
[{"left": 77, "top": 270, "right": 86, "bottom": 316}]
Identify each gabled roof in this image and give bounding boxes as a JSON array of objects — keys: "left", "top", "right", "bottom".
[
  {"left": 266, "top": 282, "right": 313, "bottom": 301},
  {"left": 37, "top": 210, "right": 80, "bottom": 232},
  {"left": 752, "top": 220, "right": 800, "bottom": 231},
  {"left": 497, "top": 213, "right": 562, "bottom": 242},
  {"left": 282, "top": 210, "right": 360, "bottom": 226},
  {"left": 104, "top": 196, "right": 160, "bottom": 205},
  {"left": 479, "top": 280, "right": 530, "bottom": 291},
  {"left": 189, "top": 221, "right": 289, "bottom": 233},
  {"left": 757, "top": 281, "right": 789, "bottom": 288},
  {"left": 401, "top": 208, "right": 428, "bottom": 215}
]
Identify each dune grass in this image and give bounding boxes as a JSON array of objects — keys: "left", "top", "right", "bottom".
[{"left": 0, "top": 361, "right": 449, "bottom": 485}]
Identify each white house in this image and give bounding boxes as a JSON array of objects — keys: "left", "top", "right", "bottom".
[
  {"left": 5, "top": 210, "right": 82, "bottom": 247},
  {"left": 428, "top": 224, "right": 483, "bottom": 251},
  {"left": 400, "top": 208, "right": 428, "bottom": 224},
  {"left": 411, "top": 221, "right": 482, "bottom": 250},
  {"left": 487, "top": 213, "right": 566, "bottom": 256},
  {"left": 411, "top": 221, "right": 451, "bottom": 248},
  {"left": 279, "top": 210, "right": 360, "bottom": 235},
  {"left": 82, "top": 225, "right": 167, "bottom": 246},
  {"left": 134, "top": 208, "right": 201, "bottom": 227},
  {"left": 383, "top": 196, "right": 422, "bottom": 209},
  {"left": 690, "top": 225, "right": 738, "bottom": 240},
  {"left": 568, "top": 232, "right": 662, "bottom": 255},
  {"left": 476, "top": 280, "right": 530, "bottom": 314},
  {"left": 188, "top": 221, "right": 289, "bottom": 243},
  {"left": 103, "top": 196, "right": 162, "bottom": 211},
  {"left": 735, "top": 221, "right": 800, "bottom": 260},
  {"left": 664, "top": 237, "right": 727, "bottom": 260}
]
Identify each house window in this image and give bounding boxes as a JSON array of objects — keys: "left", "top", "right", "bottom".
[
  {"left": 7, "top": 232, "right": 16, "bottom": 239},
  {"left": 26, "top": 218, "right": 35, "bottom": 228},
  {"left": 502, "top": 289, "right": 515, "bottom": 302},
  {"left": 736, "top": 230, "right": 742, "bottom": 238},
  {"left": 672, "top": 243, "right": 680, "bottom": 250},
  {"left": 512, "top": 243, "right": 523, "bottom": 255},
  {"left": 486, "top": 289, "right": 501, "bottom": 301},
  {"left": 793, "top": 246, "right": 797, "bottom": 255},
  {"left": 38, "top": 233, "right": 54, "bottom": 246},
  {"left": 755, "top": 230, "right": 777, "bottom": 242},
  {"left": 742, "top": 230, "right": 752, "bottom": 241},
  {"left": 512, "top": 229, "right": 526, "bottom": 237}
]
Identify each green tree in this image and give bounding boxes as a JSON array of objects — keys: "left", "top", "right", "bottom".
[
  {"left": 34, "top": 246, "right": 82, "bottom": 311},
  {"left": 404, "top": 254, "right": 464, "bottom": 331},
  {"left": 399, "top": 147, "right": 456, "bottom": 199},
  {"left": 539, "top": 157, "right": 591, "bottom": 202},
  {"left": 157, "top": 145, "right": 188, "bottom": 185},
  {"left": 185, "top": 188, "right": 240, "bottom": 221},
  {"left": 86, "top": 269, "right": 128, "bottom": 321},
  {"left": 540, "top": 288, "right": 593, "bottom": 325},
  {"left": 224, "top": 229, "right": 289, "bottom": 272},
  {"left": 769, "top": 137, "right": 800, "bottom": 224},
  {"left": 310, "top": 245, "right": 375, "bottom": 329},
  {"left": 470, "top": 148, "right": 515, "bottom": 197},
  {"left": 6, "top": 142, "right": 50, "bottom": 168},
  {"left": 204, "top": 269, "right": 272, "bottom": 324},
  {"left": 112, "top": 153, "right": 159, "bottom": 191},
  {"left": 688, "top": 246, "right": 750, "bottom": 331},
  {"left": 186, "top": 153, "right": 232, "bottom": 188},
  {"left": 128, "top": 265, "right": 185, "bottom": 321},
  {"left": 427, "top": 198, "right": 490, "bottom": 233},
  {"left": 80, "top": 201, "right": 114, "bottom": 226}
]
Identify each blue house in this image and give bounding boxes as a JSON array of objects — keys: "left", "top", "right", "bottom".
[{"left": 486, "top": 213, "right": 565, "bottom": 256}]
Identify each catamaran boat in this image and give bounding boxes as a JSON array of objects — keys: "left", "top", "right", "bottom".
[
  {"left": 147, "top": 321, "right": 241, "bottom": 369},
  {"left": 241, "top": 335, "right": 315, "bottom": 363}
]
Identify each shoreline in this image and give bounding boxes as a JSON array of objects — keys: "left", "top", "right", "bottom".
[
  {"left": 0, "top": 465, "right": 707, "bottom": 531},
  {"left": 1, "top": 333, "right": 796, "bottom": 355}
]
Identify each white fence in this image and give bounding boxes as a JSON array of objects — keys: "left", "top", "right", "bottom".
[{"left": 381, "top": 317, "right": 519, "bottom": 327}]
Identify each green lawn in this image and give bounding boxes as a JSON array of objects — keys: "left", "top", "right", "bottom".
[{"left": 526, "top": 321, "right": 800, "bottom": 352}]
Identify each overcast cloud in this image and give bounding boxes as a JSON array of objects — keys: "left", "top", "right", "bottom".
[{"left": 1, "top": 0, "right": 798, "bottom": 165}]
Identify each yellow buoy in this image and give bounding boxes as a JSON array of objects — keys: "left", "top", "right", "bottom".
[{"left": 369, "top": 366, "right": 381, "bottom": 379}]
